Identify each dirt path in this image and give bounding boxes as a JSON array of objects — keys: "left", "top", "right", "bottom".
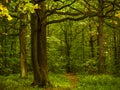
[
  {"left": 64, "top": 73, "right": 79, "bottom": 88},
  {"left": 44, "top": 73, "right": 78, "bottom": 90}
]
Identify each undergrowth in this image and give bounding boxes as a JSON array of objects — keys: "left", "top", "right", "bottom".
[
  {"left": 74, "top": 74, "right": 120, "bottom": 90},
  {"left": 0, "top": 73, "right": 120, "bottom": 90},
  {"left": 0, "top": 73, "right": 70, "bottom": 90}
]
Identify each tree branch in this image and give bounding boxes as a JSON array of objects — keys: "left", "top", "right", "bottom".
[
  {"left": 46, "top": 12, "right": 97, "bottom": 25},
  {"left": 45, "top": 0, "right": 77, "bottom": 18},
  {"left": 56, "top": 0, "right": 76, "bottom": 10},
  {"left": 0, "top": 33, "right": 19, "bottom": 36},
  {"left": 50, "top": 11, "right": 83, "bottom": 16}
]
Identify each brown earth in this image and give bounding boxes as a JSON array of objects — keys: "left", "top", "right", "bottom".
[
  {"left": 64, "top": 73, "right": 79, "bottom": 88},
  {"left": 44, "top": 73, "right": 78, "bottom": 90}
]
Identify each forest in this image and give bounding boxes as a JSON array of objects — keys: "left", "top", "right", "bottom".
[{"left": 0, "top": 0, "right": 120, "bottom": 90}]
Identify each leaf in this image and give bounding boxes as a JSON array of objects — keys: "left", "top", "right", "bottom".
[
  {"left": 34, "top": 4, "right": 39, "bottom": 9},
  {"left": 110, "top": 20, "right": 117, "bottom": 25},
  {"left": 0, "top": 3, "right": 12, "bottom": 20},
  {"left": 115, "top": 12, "right": 120, "bottom": 18},
  {"left": 7, "top": 15, "right": 13, "bottom": 21}
]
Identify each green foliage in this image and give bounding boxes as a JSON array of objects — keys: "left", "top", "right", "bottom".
[
  {"left": 0, "top": 73, "right": 120, "bottom": 90},
  {"left": 82, "top": 58, "right": 97, "bottom": 74},
  {"left": 0, "top": 73, "right": 71, "bottom": 90},
  {"left": 0, "top": 36, "right": 20, "bottom": 75},
  {"left": 49, "top": 73, "right": 70, "bottom": 88},
  {"left": 18, "top": 1, "right": 39, "bottom": 14},
  {"left": 0, "top": 3, "right": 12, "bottom": 20},
  {"left": 75, "top": 74, "right": 120, "bottom": 90},
  {"left": 0, "top": 74, "right": 33, "bottom": 90},
  {"left": 0, "top": 1, "right": 120, "bottom": 89},
  {"left": 47, "top": 35, "right": 66, "bottom": 73},
  {"left": 48, "top": 49, "right": 66, "bottom": 73}
]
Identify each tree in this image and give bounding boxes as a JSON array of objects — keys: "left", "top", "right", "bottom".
[
  {"left": 30, "top": 0, "right": 85, "bottom": 86},
  {"left": 97, "top": 0, "right": 105, "bottom": 74},
  {"left": 30, "top": 0, "right": 102, "bottom": 86},
  {"left": 113, "top": 12, "right": 120, "bottom": 76},
  {"left": 31, "top": 0, "right": 48, "bottom": 87},
  {"left": 19, "top": 13, "right": 27, "bottom": 78}
]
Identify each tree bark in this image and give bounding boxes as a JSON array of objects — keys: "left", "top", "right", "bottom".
[
  {"left": 31, "top": 1, "right": 48, "bottom": 87},
  {"left": 19, "top": 14, "right": 27, "bottom": 78}
]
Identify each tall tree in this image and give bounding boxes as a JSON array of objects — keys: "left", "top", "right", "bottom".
[
  {"left": 19, "top": 13, "right": 27, "bottom": 78},
  {"left": 31, "top": 0, "right": 48, "bottom": 87},
  {"left": 97, "top": 0, "right": 105, "bottom": 74},
  {"left": 113, "top": 18, "right": 120, "bottom": 76}
]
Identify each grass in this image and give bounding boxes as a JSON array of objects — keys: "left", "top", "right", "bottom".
[
  {"left": 0, "top": 73, "right": 36, "bottom": 90},
  {"left": 0, "top": 73, "right": 120, "bottom": 90},
  {"left": 0, "top": 73, "right": 71, "bottom": 90},
  {"left": 49, "top": 73, "right": 71, "bottom": 88},
  {"left": 74, "top": 74, "right": 120, "bottom": 90}
]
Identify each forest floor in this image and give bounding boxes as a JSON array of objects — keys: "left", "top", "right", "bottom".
[
  {"left": 0, "top": 73, "right": 120, "bottom": 90},
  {"left": 64, "top": 73, "right": 78, "bottom": 88},
  {"left": 44, "top": 73, "right": 78, "bottom": 90}
]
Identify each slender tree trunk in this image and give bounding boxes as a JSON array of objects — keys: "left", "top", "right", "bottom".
[
  {"left": 66, "top": 44, "right": 71, "bottom": 73},
  {"left": 31, "top": 1, "right": 48, "bottom": 87},
  {"left": 4, "top": 20, "right": 7, "bottom": 67},
  {"left": 63, "top": 21, "right": 72, "bottom": 73},
  {"left": 19, "top": 14, "right": 27, "bottom": 78},
  {"left": 117, "top": 29, "right": 120, "bottom": 76},
  {"left": 87, "top": 2, "right": 94, "bottom": 58},
  {"left": 82, "top": 28, "right": 84, "bottom": 61},
  {"left": 113, "top": 29, "right": 117, "bottom": 75},
  {"left": 97, "top": 0, "right": 105, "bottom": 74},
  {"left": 89, "top": 21, "right": 94, "bottom": 58},
  {"left": 64, "top": 29, "right": 70, "bottom": 73},
  {"left": 88, "top": 19, "right": 95, "bottom": 74},
  {"left": 114, "top": 28, "right": 120, "bottom": 76},
  {"left": 81, "top": 28, "right": 85, "bottom": 72}
]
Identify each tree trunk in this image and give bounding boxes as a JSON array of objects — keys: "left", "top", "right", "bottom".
[
  {"left": 19, "top": 14, "right": 27, "bottom": 78},
  {"left": 31, "top": 1, "right": 48, "bottom": 87},
  {"left": 88, "top": 19, "right": 95, "bottom": 75},
  {"left": 114, "top": 28, "right": 120, "bottom": 76},
  {"left": 97, "top": 0, "right": 105, "bottom": 74},
  {"left": 82, "top": 28, "right": 84, "bottom": 62},
  {"left": 64, "top": 29, "right": 71, "bottom": 73},
  {"left": 63, "top": 21, "right": 72, "bottom": 73},
  {"left": 89, "top": 21, "right": 94, "bottom": 58}
]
